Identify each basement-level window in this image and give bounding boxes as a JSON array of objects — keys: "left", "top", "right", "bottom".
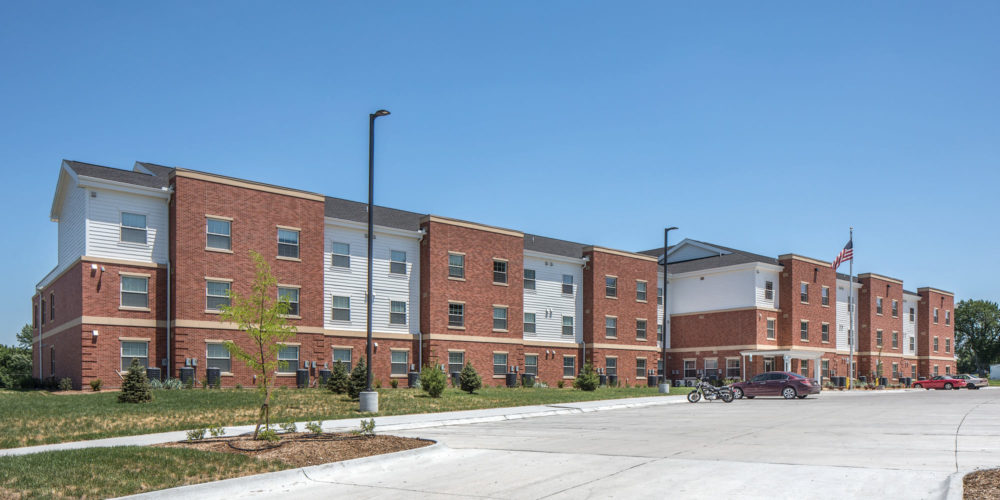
[
  {"left": 448, "top": 352, "right": 464, "bottom": 375},
  {"left": 277, "top": 345, "right": 299, "bottom": 373},
  {"left": 121, "top": 341, "right": 148, "bottom": 371},
  {"left": 563, "top": 355, "right": 576, "bottom": 377},
  {"left": 391, "top": 351, "right": 409, "bottom": 375},
  {"left": 493, "top": 353, "right": 508, "bottom": 376},
  {"left": 333, "top": 348, "right": 352, "bottom": 372},
  {"left": 206, "top": 343, "right": 231, "bottom": 372}
]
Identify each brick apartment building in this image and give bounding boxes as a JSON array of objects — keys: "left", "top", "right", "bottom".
[{"left": 30, "top": 160, "right": 957, "bottom": 388}]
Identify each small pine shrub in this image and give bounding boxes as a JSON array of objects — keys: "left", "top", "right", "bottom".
[
  {"left": 209, "top": 426, "right": 225, "bottom": 437},
  {"left": 420, "top": 364, "right": 446, "bottom": 398},
  {"left": 390, "top": 379, "right": 399, "bottom": 389},
  {"left": 235, "top": 383, "right": 243, "bottom": 390},
  {"left": 557, "top": 380, "right": 565, "bottom": 389},
  {"left": 326, "top": 361, "right": 350, "bottom": 394},
  {"left": 186, "top": 428, "right": 206, "bottom": 441},
  {"left": 258, "top": 428, "right": 280, "bottom": 442},
  {"left": 58, "top": 377, "right": 73, "bottom": 391},
  {"left": 358, "top": 418, "right": 376, "bottom": 437},
  {"left": 573, "top": 363, "right": 599, "bottom": 391},
  {"left": 90, "top": 379, "right": 102, "bottom": 392},
  {"left": 459, "top": 362, "right": 482, "bottom": 394},
  {"left": 375, "top": 379, "right": 382, "bottom": 389},
  {"left": 305, "top": 421, "right": 323, "bottom": 435},
  {"left": 280, "top": 421, "right": 297, "bottom": 433},
  {"left": 348, "top": 357, "right": 368, "bottom": 400},
  {"left": 118, "top": 359, "right": 152, "bottom": 403}
]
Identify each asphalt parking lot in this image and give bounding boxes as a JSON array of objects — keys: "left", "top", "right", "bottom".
[{"left": 278, "top": 389, "right": 1000, "bottom": 499}]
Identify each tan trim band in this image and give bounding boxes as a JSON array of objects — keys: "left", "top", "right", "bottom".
[
  {"left": 420, "top": 215, "right": 524, "bottom": 238},
  {"left": 86, "top": 256, "right": 165, "bottom": 269},
  {"left": 522, "top": 339, "right": 579, "bottom": 348},
  {"left": 39, "top": 316, "right": 164, "bottom": 341},
  {"left": 917, "top": 287, "right": 954, "bottom": 297},
  {"left": 859, "top": 273, "right": 904, "bottom": 285},
  {"left": 423, "top": 333, "right": 524, "bottom": 345},
  {"left": 583, "top": 246, "right": 659, "bottom": 262},
  {"left": 668, "top": 344, "right": 839, "bottom": 354},
  {"left": 778, "top": 254, "right": 832, "bottom": 267},
  {"left": 916, "top": 355, "right": 957, "bottom": 361},
  {"left": 670, "top": 306, "right": 780, "bottom": 318},
  {"left": 172, "top": 168, "right": 325, "bottom": 202},
  {"left": 587, "top": 343, "right": 660, "bottom": 352}
]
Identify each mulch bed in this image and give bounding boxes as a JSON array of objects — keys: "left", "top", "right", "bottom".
[
  {"left": 159, "top": 432, "right": 432, "bottom": 468},
  {"left": 965, "top": 468, "right": 1000, "bottom": 499}
]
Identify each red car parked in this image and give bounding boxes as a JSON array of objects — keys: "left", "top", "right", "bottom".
[
  {"left": 912, "top": 376, "right": 967, "bottom": 390},
  {"left": 731, "top": 371, "right": 822, "bottom": 400}
]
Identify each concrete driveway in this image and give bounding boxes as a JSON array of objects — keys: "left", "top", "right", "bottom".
[{"left": 274, "top": 389, "right": 1000, "bottom": 499}]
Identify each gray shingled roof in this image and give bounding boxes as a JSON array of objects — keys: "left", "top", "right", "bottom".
[
  {"left": 323, "top": 196, "right": 424, "bottom": 231},
  {"left": 65, "top": 160, "right": 170, "bottom": 189},
  {"left": 134, "top": 161, "right": 175, "bottom": 179},
  {"left": 638, "top": 240, "right": 780, "bottom": 274},
  {"left": 524, "top": 234, "right": 585, "bottom": 259}
]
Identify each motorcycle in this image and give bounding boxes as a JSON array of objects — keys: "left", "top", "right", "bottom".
[{"left": 687, "top": 378, "right": 734, "bottom": 403}]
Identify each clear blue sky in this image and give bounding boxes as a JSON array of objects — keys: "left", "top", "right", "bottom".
[{"left": 1, "top": 2, "right": 998, "bottom": 345}]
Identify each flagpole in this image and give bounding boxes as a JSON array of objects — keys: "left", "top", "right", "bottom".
[{"left": 848, "top": 226, "right": 855, "bottom": 390}]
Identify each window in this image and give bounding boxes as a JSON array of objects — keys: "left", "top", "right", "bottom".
[
  {"left": 766, "top": 319, "right": 776, "bottom": 340},
  {"left": 765, "top": 281, "right": 774, "bottom": 300},
  {"left": 277, "top": 228, "right": 299, "bottom": 259},
  {"left": 726, "top": 358, "right": 740, "bottom": 378},
  {"left": 946, "top": 365, "right": 951, "bottom": 375},
  {"left": 525, "top": 355, "right": 537, "bottom": 376},
  {"left": 892, "top": 331, "right": 899, "bottom": 349},
  {"left": 391, "top": 350, "right": 409, "bottom": 375},
  {"left": 658, "top": 287, "right": 664, "bottom": 305},
  {"left": 493, "top": 260, "right": 507, "bottom": 284},
  {"left": 121, "top": 276, "right": 149, "bottom": 308},
  {"left": 821, "top": 323, "right": 829, "bottom": 343},
  {"left": 934, "top": 308, "right": 939, "bottom": 323},
  {"left": 562, "top": 316, "right": 574, "bottom": 336},
  {"left": 331, "top": 242, "right": 350, "bottom": 268},
  {"left": 493, "top": 353, "right": 508, "bottom": 376},
  {"left": 876, "top": 330, "right": 883, "bottom": 347},
  {"left": 448, "top": 352, "right": 464, "bottom": 374},
  {"left": 704, "top": 359, "right": 718, "bottom": 379},
  {"left": 683, "top": 360, "right": 697, "bottom": 378},
  {"left": 892, "top": 362, "right": 899, "bottom": 379},
  {"left": 448, "top": 253, "right": 465, "bottom": 278},
  {"left": 800, "top": 359, "right": 809, "bottom": 377},
  {"left": 763, "top": 357, "right": 775, "bottom": 372},
  {"left": 657, "top": 324, "right": 664, "bottom": 344},
  {"left": 390, "top": 250, "right": 407, "bottom": 274},
  {"left": 49, "top": 293, "right": 55, "bottom": 321},
  {"left": 800, "top": 283, "right": 809, "bottom": 303},
  {"left": 945, "top": 338, "right": 951, "bottom": 353},
  {"left": 40, "top": 299, "right": 45, "bottom": 325},
  {"left": 120, "top": 341, "right": 148, "bottom": 370},
  {"left": 605, "top": 317, "right": 617, "bottom": 338},
  {"left": 206, "top": 343, "right": 231, "bottom": 372},
  {"left": 331, "top": 296, "right": 351, "bottom": 321},
  {"left": 563, "top": 356, "right": 575, "bottom": 377},
  {"left": 524, "top": 313, "right": 536, "bottom": 334},
  {"left": 278, "top": 287, "right": 300, "bottom": 316},
  {"left": 32, "top": 303, "right": 37, "bottom": 327},
  {"left": 50, "top": 346, "right": 55, "bottom": 376},
  {"left": 637, "top": 358, "right": 647, "bottom": 378},
  {"left": 892, "top": 300, "right": 898, "bottom": 317},
  {"left": 933, "top": 365, "right": 939, "bottom": 376},
  {"left": 945, "top": 311, "right": 951, "bottom": 326},
  {"left": 333, "top": 348, "right": 352, "bottom": 371},
  {"left": 909, "top": 336, "right": 915, "bottom": 351},
  {"left": 493, "top": 306, "right": 508, "bottom": 330},
  {"left": 562, "top": 274, "right": 574, "bottom": 294},
  {"left": 636, "top": 281, "right": 647, "bottom": 302},
  {"left": 933, "top": 336, "right": 939, "bottom": 351},
  {"left": 800, "top": 320, "right": 809, "bottom": 341},
  {"left": 206, "top": 281, "right": 231, "bottom": 311},
  {"left": 206, "top": 218, "right": 231, "bottom": 250},
  {"left": 390, "top": 301, "right": 407, "bottom": 325},
  {"left": 911, "top": 365, "right": 916, "bottom": 379},
  {"left": 120, "top": 212, "right": 147, "bottom": 244},
  {"left": 876, "top": 297, "right": 883, "bottom": 315},
  {"left": 605, "top": 276, "right": 617, "bottom": 298},
  {"left": 606, "top": 358, "right": 617, "bottom": 377},
  {"left": 909, "top": 308, "right": 915, "bottom": 322},
  {"left": 822, "top": 287, "right": 830, "bottom": 306},
  {"left": 448, "top": 303, "right": 464, "bottom": 327},
  {"left": 523, "top": 269, "right": 536, "bottom": 290},
  {"left": 822, "top": 360, "right": 830, "bottom": 380},
  {"left": 277, "top": 345, "right": 299, "bottom": 372},
  {"left": 636, "top": 319, "right": 647, "bottom": 340}
]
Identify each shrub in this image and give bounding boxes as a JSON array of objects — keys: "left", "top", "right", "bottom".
[
  {"left": 459, "top": 362, "right": 482, "bottom": 394},
  {"left": 200, "top": 377, "right": 209, "bottom": 389},
  {"left": 280, "top": 421, "right": 297, "bottom": 433},
  {"left": 258, "top": 428, "right": 280, "bottom": 442},
  {"left": 209, "top": 426, "right": 225, "bottom": 437},
  {"left": 358, "top": 418, "right": 376, "bottom": 437},
  {"left": 118, "top": 359, "right": 152, "bottom": 403},
  {"left": 375, "top": 379, "right": 382, "bottom": 389},
  {"left": 390, "top": 379, "right": 398, "bottom": 389},
  {"left": 557, "top": 380, "right": 565, "bottom": 389},
  {"left": 186, "top": 428, "right": 206, "bottom": 441},
  {"left": 573, "top": 364, "right": 599, "bottom": 391},
  {"left": 420, "top": 364, "right": 446, "bottom": 398},
  {"left": 58, "top": 377, "right": 73, "bottom": 391},
  {"left": 164, "top": 378, "right": 183, "bottom": 390},
  {"left": 348, "top": 357, "right": 368, "bottom": 400},
  {"left": 305, "top": 421, "right": 323, "bottom": 435},
  {"left": 326, "top": 361, "right": 350, "bottom": 394},
  {"left": 90, "top": 379, "right": 102, "bottom": 392},
  {"left": 149, "top": 378, "right": 163, "bottom": 389}
]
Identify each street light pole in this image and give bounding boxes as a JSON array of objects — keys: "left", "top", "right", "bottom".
[
  {"left": 660, "top": 227, "right": 678, "bottom": 394},
  {"left": 360, "top": 109, "right": 390, "bottom": 414}
]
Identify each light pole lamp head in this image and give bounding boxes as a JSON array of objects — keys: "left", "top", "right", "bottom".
[
  {"left": 666, "top": 226, "right": 678, "bottom": 233},
  {"left": 372, "top": 109, "right": 390, "bottom": 118}
]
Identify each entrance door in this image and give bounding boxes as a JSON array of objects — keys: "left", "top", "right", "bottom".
[{"left": 763, "top": 357, "right": 775, "bottom": 373}]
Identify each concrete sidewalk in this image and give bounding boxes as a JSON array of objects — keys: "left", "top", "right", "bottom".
[{"left": 0, "top": 394, "right": 688, "bottom": 457}]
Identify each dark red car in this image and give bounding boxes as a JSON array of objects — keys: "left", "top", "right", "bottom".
[
  {"left": 731, "top": 371, "right": 821, "bottom": 400},
  {"left": 912, "top": 375, "right": 967, "bottom": 390}
]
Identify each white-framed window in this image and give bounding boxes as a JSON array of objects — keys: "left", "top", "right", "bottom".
[
  {"left": 333, "top": 348, "right": 352, "bottom": 371},
  {"left": 876, "top": 297, "right": 884, "bottom": 315},
  {"left": 945, "top": 310, "right": 951, "bottom": 326},
  {"left": 821, "top": 323, "right": 829, "bottom": 342},
  {"left": 391, "top": 350, "right": 408, "bottom": 375},
  {"left": 277, "top": 345, "right": 299, "bottom": 373},
  {"left": 766, "top": 319, "right": 776, "bottom": 340},
  {"left": 910, "top": 307, "right": 915, "bottom": 322},
  {"left": 934, "top": 308, "right": 939, "bottom": 323},
  {"left": 121, "top": 276, "right": 149, "bottom": 308},
  {"left": 821, "top": 286, "right": 830, "bottom": 306},
  {"left": 524, "top": 313, "right": 536, "bottom": 334},
  {"left": 206, "top": 281, "right": 231, "bottom": 311},
  {"left": 493, "top": 260, "right": 508, "bottom": 284},
  {"left": 493, "top": 306, "right": 508, "bottom": 330},
  {"left": 800, "top": 320, "right": 809, "bottom": 341},
  {"left": 277, "top": 228, "right": 299, "bottom": 259},
  {"left": 945, "top": 365, "right": 951, "bottom": 376},
  {"left": 390, "top": 300, "right": 407, "bottom": 325},
  {"left": 206, "top": 343, "right": 231, "bottom": 372},
  {"left": 726, "top": 358, "right": 740, "bottom": 378},
  {"left": 606, "top": 357, "right": 617, "bottom": 376},
  {"left": 493, "top": 353, "right": 508, "bottom": 376},
  {"left": 563, "top": 355, "right": 575, "bottom": 377},
  {"left": 822, "top": 360, "right": 830, "bottom": 379},
  {"left": 120, "top": 212, "right": 147, "bottom": 244},
  {"left": 120, "top": 341, "right": 148, "bottom": 370},
  {"left": 525, "top": 354, "right": 538, "bottom": 376},
  {"left": 892, "top": 362, "right": 899, "bottom": 379},
  {"left": 390, "top": 250, "right": 407, "bottom": 275},
  {"left": 800, "top": 359, "right": 810, "bottom": 377},
  {"left": 562, "top": 316, "right": 574, "bottom": 336},
  {"left": 909, "top": 336, "right": 915, "bottom": 351},
  {"left": 636, "top": 319, "right": 647, "bottom": 340},
  {"left": 448, "top": 303, "right": 464, "bottom": 327},
  {"left": 562, "top": 274, "right": 573, "bottom": 294},
  {"left": 658, "top": 287, "right": 664, "bottom": 305},
  {"left": 206, "top": 218, "right": 231, "bottom": 250},
  {"left": 448, "top": 253, "right": 464, "bottom": 278},
  {"left": 683, "top": 360, "right": 697, "bottom": 378},
  {"left": 945, "top": 338, "right": 951, "bottom": 353},
  {"left": 892, "top": 300, "right": 899, "bottom": 317},
  {"left": 657, "top": 324, "right": 664, "bottom": 343},
  {"left": 605, "top": 276, "right": 617, "bottom": 298},
  {"left": 876, "top": 330, "right": 884, "bottom": 347},
  {"left": 933, "top": 365, "right": 939, "bottom": 376},
  {"left": 636, "top": 281, "right": 647, "bottom": 302},
  {"left": 764, "top": 281, "right": 774, "bottom": 300},
  {"left": 331, "top": 296, "right": 350, "bottom": 321},
  {"left": 605, "top": 316, "right": 617, "bottom": 338},
  {"left": 704, "top": 359, "right": 719, "bottom": 378},
  {"left": 278, "top": 286, "right": 299, "bottom": 316},
  {"left": 800, "top": 283, "right": 809, "bottom": 303},
  {"left": 892, "top": 331, "right": 899, "bottom": 349},
  {"left": 636, "top": 358, "right": 647, "bottom": 378},
  {"left": 524, "top": 269, "right": 536, "bottom": 290},
  {"left": 448, "top": 352, "right": 464, "bottom": 374},
  {"left": 331, "top": 242, "right": 350, "bottom": 268},
  {"left": 911, "top": 365, "right": 916, "bottom": 379}
]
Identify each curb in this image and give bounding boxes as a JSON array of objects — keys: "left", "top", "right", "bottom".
[{"left": 945, "top": 469, "right": 967, "bottom": 500}]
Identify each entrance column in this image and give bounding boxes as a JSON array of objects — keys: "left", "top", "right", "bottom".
[{"left": 783, "top": 355, "right": 791, "bottom": 371}]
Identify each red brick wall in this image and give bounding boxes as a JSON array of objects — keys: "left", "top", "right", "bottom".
[
  {"left": 858, "top": 276, "right": 904, "bottom": 356},
  {"left": 32, "top": 262, "right": 84, "bottom": 379},
  {"left": 582, "top": 250, "right": 658, "bottom": 350},
  {"left": 917, "top": 288, "right": 956, "bottom": 377},
  {"left": 524, "top": 345, "right": 579, "bottom": 387},
  {"left": 777, "top": 257, "right": 837, "bottom": 348},
  {"left": 669, "top": 309, "right": 767, "bottom": 349}
]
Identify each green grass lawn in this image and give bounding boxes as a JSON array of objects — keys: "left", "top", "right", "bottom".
[
  {"left": 0, "top": 446, "right": 289, "bottom": 499},
  {"left": 0, "top": 385, "right": 689, "bottom": 449},
  {"left": 990, "top": 379, "right": 1000, "bottom": 387}
]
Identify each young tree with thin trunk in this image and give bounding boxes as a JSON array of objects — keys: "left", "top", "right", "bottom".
[{"left": 220, "top": 251, "right": 296, "bottom": 439}]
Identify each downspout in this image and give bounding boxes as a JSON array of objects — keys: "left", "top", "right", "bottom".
[
  {"left": 35, "top": 287, "right": 42, "bottom": 378},
  {"left": 417, "top": 228, "right": 426, "bottom": 371},
  {"left": 163, "top": 186, "right": 174, "bottom": 379},
  {"left": 580, "top": 256, "right": 590, "bottom": 369}
]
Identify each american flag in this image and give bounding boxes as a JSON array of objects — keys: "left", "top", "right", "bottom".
[{"left": 832, "top": 239, "right": 853, "bottom": 270}]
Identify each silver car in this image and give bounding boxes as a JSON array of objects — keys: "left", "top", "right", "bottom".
[{"left": 955, "top": 374, "right": 988, "bottom": 389}]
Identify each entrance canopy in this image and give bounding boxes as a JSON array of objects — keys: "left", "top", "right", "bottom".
[{"left": 738, "top": 349, "right": 824, "bottom": 381}]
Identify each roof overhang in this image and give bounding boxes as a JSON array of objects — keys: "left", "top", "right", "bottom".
[
  {"left": 664, "top": 260, "right": 783, "bottom": 279},
  {"left": 663, "top": 238, "right": 732, "bottom": 264},
  {"left": 738, "top": 349, "right": 824, "bottom": 360},
  {"left": 324, "top": 216, "right": 422, "bottom": 239},
  {"left": 523, "top": 249, "right": 587, "bottom": 266}
]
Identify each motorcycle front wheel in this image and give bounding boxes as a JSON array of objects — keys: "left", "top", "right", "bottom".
[{"left": 687, "top": 391, "right": 701, "bottom": 403}]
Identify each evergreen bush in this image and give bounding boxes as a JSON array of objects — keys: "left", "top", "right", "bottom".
[
  {"left": 325, "top": 361, "right": 350, "bottom": 394},
  {"left": 58, "top": 377, "right": 73, "bottom": 391},
  {"left": 118, "top": 359, "right": 153, "bottom": 403},
  {"left": 573, "top": 363, "right": 599, "bottom": 391},
  {"left": 348, "top": 357, "right": 368, "bottom": 400},
  {"left": 420, "top": 364, "right": 446, "bottom": 398},
  {"left": 89, "top": 379, "right": 102, "bottom": 391},
  {"left": 459, "top": 362, "right": 482, "bottom": 394}
]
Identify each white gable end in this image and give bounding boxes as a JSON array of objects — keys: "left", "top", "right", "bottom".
[{"left": 665, "top": 239, "right": 731, "bottom": 263}]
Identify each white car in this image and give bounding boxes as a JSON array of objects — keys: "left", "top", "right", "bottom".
[{"left": 954, "top": 374, "right": 988, "bottom": 389}]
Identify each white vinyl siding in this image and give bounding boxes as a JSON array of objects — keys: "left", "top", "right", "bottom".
[
  {"left": 57, "top": 185, "right": 87, "bottom": 269},
  {"left": 903, "top": 294, "right": 919, "bottom": 356},
  {"left": 87, "top": 188, "right": 168, "bottom": 264},
  {"left": 522, "top": 253, "right": 583, "bottom": 343},
  {"left": 836, "top": 279, "right": 861, "bottom": 352}
]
